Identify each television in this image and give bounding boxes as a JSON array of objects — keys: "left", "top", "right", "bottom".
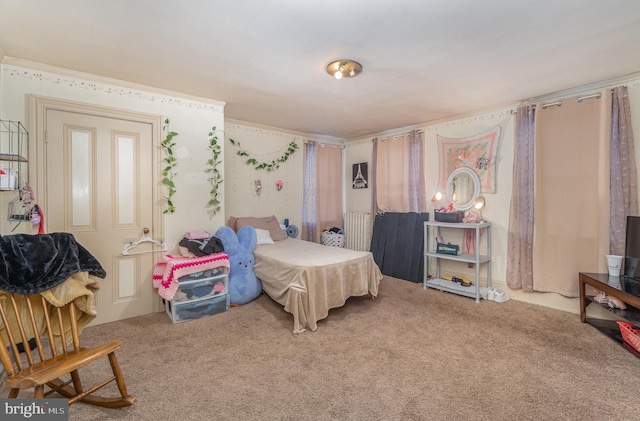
[{"left": 623, "top": 215, "right": 640, "bottom": 297}]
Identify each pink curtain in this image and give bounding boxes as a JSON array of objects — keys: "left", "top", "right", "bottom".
[
  {"left": 533, "top": 92, "right": 611, "bottom": 297},
  {"left": 375, "top": 131, "right": 426, "bottom": 213},
  {"left": 315, "top": 144, "right": 343, "bottom": 242}
]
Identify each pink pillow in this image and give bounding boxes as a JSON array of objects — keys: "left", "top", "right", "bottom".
[
  {"left": 235, "top": 215, "right": 286, "bottom": 241},
  {"left": 228, "top": 216, "right": 238, "bottom": 232}
]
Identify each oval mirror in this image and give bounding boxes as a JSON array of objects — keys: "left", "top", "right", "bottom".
[{"left": 446, "top": 167, "right": 480, "bottom": 211}]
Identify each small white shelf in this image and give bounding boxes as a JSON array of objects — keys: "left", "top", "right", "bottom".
[
  {"left": 425, "top": 278, "right": 488, "bottom": 300},
  {"left": 424, "top": 251, "right": 490, "bottom": 264},
  {"left": 423, "top": 220, "right": 492, "bottom": 303}
]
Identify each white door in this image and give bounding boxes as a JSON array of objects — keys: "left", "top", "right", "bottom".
[{"left": 38, "top": 103, "right": 162, "bottom": 325}]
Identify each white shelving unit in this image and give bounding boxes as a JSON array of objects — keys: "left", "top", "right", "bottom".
[{"left": 423, "top": 220, "right": 491, "bottom": 303}]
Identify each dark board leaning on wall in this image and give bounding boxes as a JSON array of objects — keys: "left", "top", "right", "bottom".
[{"left": 369, "top": 212, "right": 429, "bottom": 283}]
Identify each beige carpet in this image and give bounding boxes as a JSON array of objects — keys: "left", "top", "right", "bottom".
[{"left": 67, "top": 276, "right": 640, "bottom": 420}]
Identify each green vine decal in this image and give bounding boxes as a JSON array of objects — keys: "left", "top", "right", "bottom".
[
  {"left": 229, "top": 138, "right": 298, "bottom": 171},
  {"left": 161, "top": 118, "right": 178, "bottom": 214},
  {"left": 205, "top": 126, "right": 223, "bottom": 216}
]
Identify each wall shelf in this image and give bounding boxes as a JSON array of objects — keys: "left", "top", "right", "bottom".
[
  {"left": 0, "top": 152, "right": 27, "bottom": 163},
  {"left": 0, "top": 120, "right": 29, "bottom": 192},
  {"left": 1, "top": 120, "right": 31, "bottom": 228}
]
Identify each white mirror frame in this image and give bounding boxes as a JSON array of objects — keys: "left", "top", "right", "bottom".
[{"left": 446, "top": 167, "right": 481, "bottom": 211}]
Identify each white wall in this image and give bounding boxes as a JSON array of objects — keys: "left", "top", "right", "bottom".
[
  {"left": 0, "top": 61, "right": 226, "bottom": 249},
  {"left": 5, "top": 58, "right": 640, "bottom": 315},
  {"left": 223, "top": 120, "right": 342, "bottom": 232},
  {"left": 344, "top": 140, "right": 373, "bottom": 214},
  {"left": 344, "top": 79, "right": 640, "bottom": 313}
]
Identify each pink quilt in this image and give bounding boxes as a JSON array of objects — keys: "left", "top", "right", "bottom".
[{"left": 152, "top": 253, "right": 229, "bottom": 301}]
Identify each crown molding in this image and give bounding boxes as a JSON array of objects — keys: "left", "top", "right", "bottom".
[
  {"left": 519, "top": 71, "right": 640, "bottom": 106},
  {"left": 2, "top": 56, "right": 226, "bottom": 111},
  {"left": 225, "top": 118, "right": 345, "bottom": 146}
]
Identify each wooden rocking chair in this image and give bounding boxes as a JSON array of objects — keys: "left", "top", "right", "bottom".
[{"left": 0, "top": 292, "right": 135, "bottom": 408}]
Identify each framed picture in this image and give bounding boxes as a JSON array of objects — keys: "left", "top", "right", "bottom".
[{"left": 352, "top": 162, "right": 368, "bottom": 189}]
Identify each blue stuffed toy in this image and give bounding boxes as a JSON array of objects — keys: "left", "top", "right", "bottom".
[{"left": 215, "top": 225, "right": 262, "bottom": 305}]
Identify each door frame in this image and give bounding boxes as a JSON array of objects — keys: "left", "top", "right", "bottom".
[{"left": 28, "top": 95, "right": 165, "bottom": 313}]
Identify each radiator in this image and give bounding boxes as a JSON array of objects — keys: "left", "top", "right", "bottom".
[{"left": 344, "top": 212, "right": 371, "bottom": 251}]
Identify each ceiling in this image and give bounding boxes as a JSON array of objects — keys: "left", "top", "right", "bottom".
[{"left": 1, "top": 0, "right": 640, "bottom": 140}]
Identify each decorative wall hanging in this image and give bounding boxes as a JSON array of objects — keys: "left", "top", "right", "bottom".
[
  {"left": 228, "top": 138, "right": 298, "bottom": 172},
  {"left": 205, "top": 126, "right": 223, "bottom": 217},
  {"left": 276, "top": 180, "right": 284, "bottom": 191},
  {"left": 254, "top": 179, "right": 262, "bottom": 196},
  {"left": 436, "top": 125, "right": 501, "bottom": 193},
  {"left": 161, "top": 118, "right": 178, "bottom": 214},
  {"left": 352, "top": 162, "right": 368, "bottom": 189}
]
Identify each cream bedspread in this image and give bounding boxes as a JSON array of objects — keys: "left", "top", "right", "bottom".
[{"left": 253, "top": 238, "right": 382, "bottom": 334}]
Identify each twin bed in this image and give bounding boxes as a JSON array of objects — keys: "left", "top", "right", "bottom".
[{"left": 231, "top": 216, "right": 383, "bottom": 334}]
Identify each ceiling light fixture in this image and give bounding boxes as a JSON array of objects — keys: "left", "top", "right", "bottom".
[{"left": 326, "top": 59, "right": 362, "bottom": 80}]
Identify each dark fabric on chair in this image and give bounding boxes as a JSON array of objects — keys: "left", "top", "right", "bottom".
[
  {"left": 370, "top": 212, "right": 429, "bottom": 283},
  {"left": 0, "top": 232, "right": 106, "bottom": 295}
]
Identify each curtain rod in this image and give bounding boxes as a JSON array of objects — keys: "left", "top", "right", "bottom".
[
  {"left": 378, "top": 130, "right": 423, "bottom": 142},
  {"left": 519, "top": 85, "right": 626, "bottom": 110},
  {"left": 517, "top": 87, "right": 624, "bottom": 111},
  {"left": 302, "top": 139, "right": 345, "bottom": 148},
  {"left": 540, "top": 91, "right": 605, "bottom": 109}
]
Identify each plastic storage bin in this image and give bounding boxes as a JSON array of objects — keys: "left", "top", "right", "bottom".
[
  {"left": 434, "top": 210, "right": 464, "bottom": 223},
  {"left": 165, "top": 294, "right": 229, "bottom": 323},
  {"left": 0, "top": 168, "right": 17, "bottom": 190},
  {"left": 165, "top": 268, "right": 229, "bottom": 323},
  {"left": 321, "top": 231, "right": 344, "bottom": 247},
  {"left": 171, "top": 269, "right": 227, "bottom": 303}
]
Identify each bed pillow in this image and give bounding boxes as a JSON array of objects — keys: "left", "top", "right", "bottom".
[
  {"left": 228, "top": 216, "right": 238, "bottom": 232},
  {"left": 255, "top": 229, "right": 275, "bottom": 245},
  {"left": 236, "top": 215, "right": 286, "bottom": 241}
]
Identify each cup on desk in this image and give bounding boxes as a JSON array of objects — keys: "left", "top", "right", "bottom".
[
  {"left": 608, "top": 275, "right": 622, "bottom": 290},
  {"left": 606, "top": 255, "right": 623, "bottom": 276}
]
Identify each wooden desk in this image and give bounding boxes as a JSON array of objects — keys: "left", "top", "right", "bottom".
[
  {"left": 579, "top": 272, "right": 640, "bottom": 357},
  {"left": 579, "top": 272, "right": 640, "bottom": 322}
]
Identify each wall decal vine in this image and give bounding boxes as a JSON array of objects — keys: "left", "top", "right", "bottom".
[
  {"left": 161, "top": 118, "right": 178, "bottom": 214},
  {"left": 205, "top": 126, "right": 223, "bottom": 216},
  {"left": 228, "top": 138, "right": 298, "bottom": 171}
]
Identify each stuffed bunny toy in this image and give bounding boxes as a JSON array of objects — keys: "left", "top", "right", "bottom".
[{"left": 215, "top": 225, "right": 262, "bottom": 305}]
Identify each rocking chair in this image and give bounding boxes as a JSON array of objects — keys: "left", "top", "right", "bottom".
[{"left": 0, "top": 292, "right": 135, "bottom": 408}]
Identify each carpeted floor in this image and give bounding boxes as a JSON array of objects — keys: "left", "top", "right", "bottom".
[{"left": 67, "top": 276, "right": 640, "bottom": 420}]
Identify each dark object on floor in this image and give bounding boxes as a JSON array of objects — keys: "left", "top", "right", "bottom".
[{"left": 370, "top": 212, "right": 430, "bottom": 283}]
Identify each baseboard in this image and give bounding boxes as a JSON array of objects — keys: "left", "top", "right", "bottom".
[
  {"left": 490, "top": 279, "right": 580, "bottom": 315},
  {"left": 433, "top": 267, "right": 580, "bottom": 314}
]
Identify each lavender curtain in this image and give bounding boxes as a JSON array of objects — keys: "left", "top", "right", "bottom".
[
  {"left": 408, "top": 130, "right": 427, "bottom": 212},
  {"left": 370, "top": 138, "right": 379, "bottom": 216},
  {"left": 506, "top": 105, "right": 535, "bottom": 291},
  {"left": 610, "top": 86, "right": 638, "bottom": 255},
  {"left": 302, "top": 141, "right": 317, "bottom": 242}
]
